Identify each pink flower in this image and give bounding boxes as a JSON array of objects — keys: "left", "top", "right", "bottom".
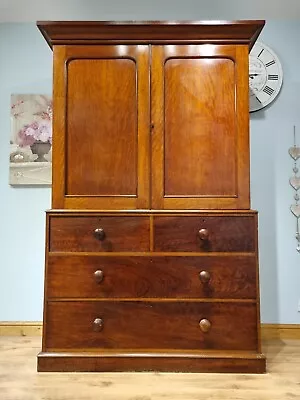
[
  {"left": 17, "top": 120, "right": 52, "bottom": 147},
  {"left": 36, "top": 120, "right": 52, "bottom": 142},
  {"left": 17, "top": 125, "right": 36, "bottom": 147}
]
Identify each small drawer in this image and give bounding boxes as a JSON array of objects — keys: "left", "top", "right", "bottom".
[
  {"left": 49, "top": 216, "right": 150, "bottom": 252},
  {"left": 154, "top": 215, "right": 256, "bottom": 252},
  {"left": 45, "top": 301, "right": 258, "bottom": 351},
  {"left": 47, "top": 255, "right": 257, "bottom": 299}
]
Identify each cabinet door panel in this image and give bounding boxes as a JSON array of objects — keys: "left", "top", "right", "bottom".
[
  {"left": 52, "top": 45, "right": 150, "bottom": 209},
  {"left": 67, "top": 59, "right": 137, "bottom": 197},
  {"left": 164, "top": 58, "right": 235, "bottom": 196},
  {"left": 151, "top": 45, "right": 250, "bottom": 210}
]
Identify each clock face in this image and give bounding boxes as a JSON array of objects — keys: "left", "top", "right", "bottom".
[{"left": 249, "top": 41, "right": 283, "bottom": 112}]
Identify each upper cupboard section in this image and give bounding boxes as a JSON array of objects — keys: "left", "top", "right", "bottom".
[{"left": 51, "top": 44, "right": 249, "bottom": 210}]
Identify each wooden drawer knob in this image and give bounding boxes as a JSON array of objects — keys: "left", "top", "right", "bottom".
[
  {"left": 94, "top": 228, "right": 106, "bottom": 241},
  {"left": 94, "top": 270, "right": 104, "bottom": 283},
  {"left": 93, "top": 318, "right": 103, "bottom": 332},
  {"left": 199, "top": 319, "right": 211, "bottom": 333},
  {"left": 199, "top": 270, "right": 211, "bottom": 284},
  {"left": 198, "top": 228, "right": 209, "bottom": 241}
]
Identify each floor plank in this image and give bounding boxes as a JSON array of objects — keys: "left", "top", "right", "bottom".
[{"left": 0, "top": 337, "right": 299, "bottom": 400}]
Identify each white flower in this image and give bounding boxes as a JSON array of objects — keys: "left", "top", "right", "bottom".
[{"left": 36, "top": 120, "right": 52, "bottom": 142}]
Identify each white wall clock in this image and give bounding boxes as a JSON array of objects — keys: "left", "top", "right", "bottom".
[{"left": 249, "top": 41, "right": 283, "bottom": 112}]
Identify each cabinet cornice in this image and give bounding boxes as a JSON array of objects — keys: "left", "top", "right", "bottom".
[{"left": 37, "top": 20, "right": 265, "bottom": 49}]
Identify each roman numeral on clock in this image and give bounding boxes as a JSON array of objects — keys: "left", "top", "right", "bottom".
[
  {"left": 258, "top": 49, "right": 264, "bottom": 58},
  {"left": 266, "top": 60, "right": 276, "bottom": 67},
  {"left": 255, "top": 96, "right": 262, "bottom": 104},
  {"left": 268, "top": 74, "right": 279, "bottom": 80},
  {"left": 263, "top": 86, "right": 274, "bottom": 96}
]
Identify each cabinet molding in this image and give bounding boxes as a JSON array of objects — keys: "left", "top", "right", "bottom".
[{"left": 37, "top": 20, "right": 264, "bottom": 48}]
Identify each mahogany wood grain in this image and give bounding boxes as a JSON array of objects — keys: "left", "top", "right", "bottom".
[
  {"left": 37, "top": 20, "right": 265, "bottom": 49},
  {"left": 52, "top": 45, "right": 66, "bottom": 209},
  {"left": 37, "top": 351, "right": 266, "bottom": 373},
  {"left": 52, "top": 45, "right": 150, "bottom": 209},
  {"left": 154, "top": 215, "right": 256, "bottom": 252},
  {"left": 164, "top": 57, "right": 236, "bottom": 197},
  {"left": 67, "top": 58, "right": 137, "bottom": 196},
  {"left": 151, "top": 45, "right": 250, "bottom": 210},
  {"left": 47, "top": 255, "right": 257, "bottom": 299},
  {"left": 44, "top": 301, "right": 258, "bottom": 351},
  {"left": 41, "top": 211, "right": 50, "bottom": 351},
  {"left": 49, "top": 216, "right": 150, "bottom": 252},
  {"left": 46, "top": 209, "right": 259, "bottom": 216},
  {"left": 254, "top": 212, "right": 263, "bottom": 353}
]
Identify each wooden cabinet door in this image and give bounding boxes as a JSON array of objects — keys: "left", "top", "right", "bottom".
[
  {"left": 151, "top": 45, "right": 250, "bottom": 210},
  {"left": 52, "top": 45, "right": 150, "bottom": 209}
]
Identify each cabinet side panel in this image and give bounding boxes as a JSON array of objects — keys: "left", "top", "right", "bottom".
[
  {"left": 52, "top": 46, "right": 67, "bottom": 208},
  {"left": 66, "top": 58, "right": 137, "bottom": 196}
]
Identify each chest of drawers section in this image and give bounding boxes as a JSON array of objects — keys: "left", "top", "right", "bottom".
[{"left": 39, "top": 211, "right": 265, "bottom": 373}]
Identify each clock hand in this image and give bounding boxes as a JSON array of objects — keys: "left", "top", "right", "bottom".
[{"left": 249, "top": 73, "right": 260, "bottom": 78}]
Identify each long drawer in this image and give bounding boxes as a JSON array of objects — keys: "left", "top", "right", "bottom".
[
  {"left": 47, "top": 255, "right": 257, "bottom": 299},
  {"left": 49, "top": 216, "right": 150, "bottom": 252},
  {"left": 154, "top": 215, "right": 256, "bottom": 252},
  {"left": 45, "top": 301, "right": 258, "bottom": 351}
]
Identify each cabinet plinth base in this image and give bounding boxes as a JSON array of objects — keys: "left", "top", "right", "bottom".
[{"left": 37, "top": 351, "right": 266, "bottom": 373}]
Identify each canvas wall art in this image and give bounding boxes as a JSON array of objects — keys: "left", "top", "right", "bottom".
[{"left": 9, "top": 94, "right": 52, "bottom": 185}]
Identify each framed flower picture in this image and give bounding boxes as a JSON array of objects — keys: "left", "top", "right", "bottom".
[{"left": 9, "top": 94, "right": 52, "bottom": 185}]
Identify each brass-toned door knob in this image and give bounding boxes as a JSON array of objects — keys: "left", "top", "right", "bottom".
[
  {"left": 199, "top": 319, "right": 211, "bottom": 333},
  {"left": 93, "top": 318, "right": 103, "bottom": 332},
  {"left": 199, "top": 270, "right": 211, "bottom": 284},
  {"left": 94, "top": 270, "right": 104, "bottom": 284},
  {"left": 198, "top": 228, "right": 209, "bottom": 241},
  {"left": 94, "top": 228, "right": 106, "bottom": 241}
]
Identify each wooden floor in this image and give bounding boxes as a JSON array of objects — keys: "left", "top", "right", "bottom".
[{"left": 0, "top": 337, "right": 299, "bottom": 399}]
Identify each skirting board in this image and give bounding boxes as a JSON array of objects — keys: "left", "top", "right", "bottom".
[
  {"left": 261, "top": 324, "right": 300, "bottom": 340},
  {"left": 0, "top": 322, "right": 42, "bottom": 336},
  {"left": 0, "top": 322, "right": 300, "bottom": 339}
]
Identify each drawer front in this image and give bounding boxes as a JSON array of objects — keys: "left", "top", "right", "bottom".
[
  {"left": 154, "top": 216, "right": 256, "bottom": 252},
  {"left": 45, "top": 301, "right": 258, "bottom": 351},
  {"left": 49, "top": 216, "right": 150, "bottom": 252},
  {"left": 47, "top": 256, "right": 257, "bottom": 299}
]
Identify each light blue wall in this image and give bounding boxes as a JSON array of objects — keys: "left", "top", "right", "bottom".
[
  {"left": 0, "top": 24, "right": 52, "bottom": 320},
  {"left": 251, "top": 21, "right": 300, "bottom": 323},
  {"left": 0, "top": 21, "right": 299, "bottom": 323}
]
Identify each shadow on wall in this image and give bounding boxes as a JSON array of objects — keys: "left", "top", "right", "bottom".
[{"left": 250, "top": 110, "right": 279, "bottom": 324}]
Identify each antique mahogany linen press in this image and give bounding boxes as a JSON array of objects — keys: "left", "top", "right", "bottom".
[{"left": 37, "top": 20, "right": 266, "bottom": 373}]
